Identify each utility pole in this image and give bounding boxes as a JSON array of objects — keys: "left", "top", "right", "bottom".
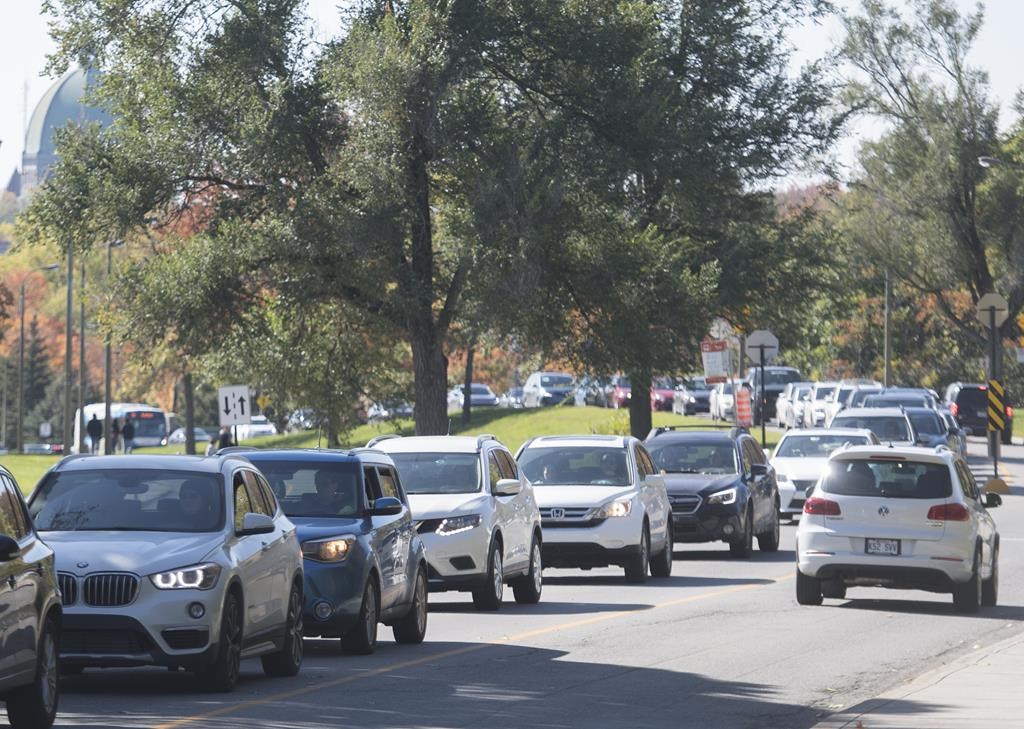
[
  {"left": 883, "top": 268, "right": 892, "bottom": 387},
  {"left": 78, "top": 258, "right": 87, "bottom": 454},
  {"left": 62, "top": 247, "right": 74, "bottom": 455}
]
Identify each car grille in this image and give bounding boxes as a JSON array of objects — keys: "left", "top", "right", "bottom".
[
  {"left": 58, "top": 572, "right": 78, "bottom": 606},
  {"left": 540, "top": 507, "right": 590, "bottom": 520},
  {"left": 162, "top": 629, "right": 209, "bottom": 650},
  {"left": 83, "top": 573, "right": 139, "bottom": 607},
  {"left": 62, "top": 629, "right": 150, "bottom": 654},
  {"left": 669, "top": 494, "right": 702, "bottom": 515}
]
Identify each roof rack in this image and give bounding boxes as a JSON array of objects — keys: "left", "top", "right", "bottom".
[
  {"left": 476, "top": 433, "right": 498, "bottom": 447},
  {"left": 366, "top": 434, "right": 402, "bottom": 448}
]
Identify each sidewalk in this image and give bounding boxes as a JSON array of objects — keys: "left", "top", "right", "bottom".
[{"left": 813, "top": 629, "right": 1024, "bottom": 728}]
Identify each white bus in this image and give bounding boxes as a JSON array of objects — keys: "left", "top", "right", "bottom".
[{"left": 72, "top": 402, "right": 170, "bottom": 453}]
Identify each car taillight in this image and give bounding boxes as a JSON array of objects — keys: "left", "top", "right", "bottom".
[
  {"left": 927, "top": 503, "right": 970, "bottom": 521},
  {"left": 949, "top": 403, "right": 958, "bottom": 417},
  {"left": 804, "top": 497, "right": 841, "bottom": 516}
]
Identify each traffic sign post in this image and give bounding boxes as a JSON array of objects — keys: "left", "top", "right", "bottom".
[
  {"left": 745, "top": 330, "right": 779, "bottom": 449},
  {"left": 701, "top": 338, "right": 730, "bottom": 384},
  {"left": 218, "top": 385, "right": 253, "bottom": 428},
  {"left": 977, "top": 293, "right": 1008, "bottom": 477}
]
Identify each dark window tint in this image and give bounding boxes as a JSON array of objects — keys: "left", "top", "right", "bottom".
[
  {"left": 242, "top": 471, "right": 273, "bottom": 517},
  {"left": 364, "top": 466, "right": 383, "bottom": 502},
  {"left": 388, "top": 453, "right": 480, "bottom": 494},
  {"left": 849, "top": 389, "right": 882, "bottom": 407},
  {"left": 776, "top": 434, "right": 869, "bottom": 458},
  {"left": 495, "top": 450, "right": 518, "bottom": 480},
  {"left": 646, "top": 441, "right": 737, "bottom": 474},
  {"left": 233, "top": 474, "right": 252, "bottom": 531},
  {"left": 519, "top": 447, "right": 631, "bottom": 486},
  {"left": 377, "top": 467, "right": 400, "bottom": 499},
  {"left": 908, "top": 411, "right": 943, "bottom": 436},
  {"left": 636, "top": 447, "right": 655, "bottom": 476},
  {"left": 254, "top": 473, "right": 279, "bottom": 514},
  {"left": 2, "top": 476, "right": 30, "bottom": 539},
  {"left": 0, "top": 482, "right": 27, "bottom": 540},
  {"left": 742, "top": 440, "right": 765, "bottom": 465},
  {"left": 955, "top": 387, "right": 989, "bottom": 411},
  {"left": 822, "top": 459, "right": 952, "bottom": 499},
  {"left": 488, "top": 452, "right": 503, "bottom": 491}
]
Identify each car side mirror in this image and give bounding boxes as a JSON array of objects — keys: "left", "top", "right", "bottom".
[
  {"left": 494, "top": 478, "right": 522, "bottom": 497},
  {"left": 237, "top": 512, "right": 275, "bottom": 536},
  {"left": 985, "top": 492, "right": 1002, "bottom": 508},
  {"left": 370, "top": 496, "right": 404, "bottom": 516},
  {"left": 750, "top": 463, "right": 768, "bottom": 478}
]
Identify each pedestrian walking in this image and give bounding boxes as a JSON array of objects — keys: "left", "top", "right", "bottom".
[
  {"left": 217, "top": 426, "right": 234, "bottom": 450},
  {"left": 86, "top": 414, "right": 102, "bottom": 454},
  {"left": 205, "top": 434, "right": 219, "bottom": 456},
  {"left": 122, "top": 418, "right": 136, "bottom": 454},
  {"left": 111, "top": 418, "right": 122, "bottom": 453}
]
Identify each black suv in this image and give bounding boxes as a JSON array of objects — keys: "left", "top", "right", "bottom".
[
  {"left": 744, "top": 366, "right": 803, "bottom": 425},
  {"left": 644, "top": 427, "right": 780, "bottom": 558},
  {"left": 0, "top": 466, "right": 62, "bottom": 729},
  {"left": 945, "top": 382, "right": 1013, "bottom": 445}
]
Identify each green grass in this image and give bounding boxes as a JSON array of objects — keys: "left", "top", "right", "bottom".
[{"left": 4, "top": 406, "right": 780, "bottom": 494}]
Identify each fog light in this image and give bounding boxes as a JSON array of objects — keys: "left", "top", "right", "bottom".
[
  {"left": 722, "top": 524, "right": 735, "bottom": 536},
  {"left": 188, "top": 602, "right": 205, "bottom": 619},
  {"left": 314, "top": 601, "right": 333, "bottom": 621}
]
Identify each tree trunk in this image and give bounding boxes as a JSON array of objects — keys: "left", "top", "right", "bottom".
[
  {"left": 628, "top": 368, "right": 653, "bottom": 440},
  {"left": 411, "top": 326, "right": 450, "bottom": 435},
  {"left": 183, "top": 372, "right": 196, "bottom": 455},
  {"left": 461, "top": 337, "right": 476, "bottom": 426}
]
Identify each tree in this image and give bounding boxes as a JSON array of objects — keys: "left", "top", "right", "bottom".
[{"left": 24, "top": 316, "right": 53, "bottom": 413}]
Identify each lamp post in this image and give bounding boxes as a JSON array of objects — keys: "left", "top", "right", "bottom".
[
  {"left": 103, "top": 239, "right": 124, "bottom": 454},
  {"left": 17, "top": 263, "right": 60, "bottom": 453},
  {"left": 62, "top": 247, "right": 74, "bottom": 456}
]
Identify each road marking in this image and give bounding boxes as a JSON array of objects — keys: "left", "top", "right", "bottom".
[{"left": 153, "top": 572, "right": 795, "bottom": 729}]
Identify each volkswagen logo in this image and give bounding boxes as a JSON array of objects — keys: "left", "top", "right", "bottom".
[
  {"left": 76, "top": 561, "right": 89, "bottom": 569},
  {"left": 550, "top": 508, "right": 566, "bottom": 519},
  {"left": 878, "top": 506, "right": 890, "bottom": 517}
]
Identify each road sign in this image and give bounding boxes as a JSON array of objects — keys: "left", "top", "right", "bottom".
[
  {"left": 701, "top": 338, "right": 729, "bottom": 383},
  {"left": 218, "top": 385, "right": 252, "bottom": 427},
  {"left": 976, "top": 293, "right": 1009, "bottom": 328},
  {"left": 746, "top": 329, "right": 779, "bottom": 364},
  {"left": 988, "top": 379, "right": 1006, "bottom": 432}
]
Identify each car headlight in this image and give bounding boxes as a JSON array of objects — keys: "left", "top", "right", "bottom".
[
  {"left": 150, "top": 563, "right": 222, "bottom": 590},
  {"left": 706, "top": 487, "right": 737, "bottom": 506},
  {"left": 436, "top": 514, "right": 482, "bottom": 535},
  {"left": 586, "top": 499, "right": 633, "bottom": 519},
  {"left": 302, "top": 536, "right": 356, "bottom": 562},
  {"left": 688, "top": 396, "right": 696, "bottom": 403}
]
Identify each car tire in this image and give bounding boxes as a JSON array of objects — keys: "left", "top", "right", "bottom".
[
  {"left": 649, "top": 524, "right": 673, "bottom": 578},
  {"left": 795, "top": 569, "right": 823, "bottom": 606},
  {"left": 6, "top": 615, "right": 59, "bottom": 729},
  {"left": 472, "top": 540, "right": 504, "bottom": 611},
  {"left": 342, "top": 578, "right": 379, "bottom": 654},
  {"left": 729, "top": 505, "right": 754, "bottom": 558},
  {"left": 821, "top": 580, "right": 847, "bottom": 600},
  {"left": 198, "top": 590, "right": 242, "bottom": 692},
  {"left": 512, "top": 537, "right": 543, "bottom": 604},
  {"left": 757, "top": 502, "right": 780, "bottom": 552},
  {"left": 624, "top": 525, "right": 650, "bottom": 584},
  {"left": 953, "top": 550, "right": 982, "bottom": 614},
  {"left": 393, "top": 568, "right": 428, "bottom": 644},
  {"left": 982, "top": 543, "right": 999, "bottom": 608},
  {"left": 261, "top": 582, "right": 303, "bottom": 677}
]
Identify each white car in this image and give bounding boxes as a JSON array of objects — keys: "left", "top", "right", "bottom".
[
  {"left": 370, "top": 434, "right": 543, "bottom": 610},
  {"left": 770, "top": 428, "right": 879, "bottom": 518},
  {"left": 806, "top": 381, "right": 839, "bottom": 428},
  {"left": 709, "top": 382, "right": 738, "bottom": 422},
  {"left": 796, "top": 445, "right": 1001, "bottom": 612},
  {"left": 28, "top": 454, "right": 303, "bottom": 691},
  {"left": 822, "top": 384, "right": 859, "bottom": 427},
  {"left": 774, "top": 382, "right": 812, "bottom": 428},
  {"left": 522, "top": 371, "right": 576, "bottom": 408},
  {"left": 516, "top": 435, "right": 673, "bottom": 583},
  {"left": 234, "top": 415, "right": 278, "bottom": 441}
]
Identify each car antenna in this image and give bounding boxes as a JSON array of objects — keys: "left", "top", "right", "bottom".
[
  {"left": 317, "top": 425, "right": 322, "bottom": 449},
  {"left": 447, "top": 417, "right": 453, "bottom": 435}
]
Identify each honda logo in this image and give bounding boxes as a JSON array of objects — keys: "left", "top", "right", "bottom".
[
  {"left": 550, "top": 508, "right": 566, "bottom": 519},
  {"left": 878, "top": 506, "right": 890, "bottom": 517}
]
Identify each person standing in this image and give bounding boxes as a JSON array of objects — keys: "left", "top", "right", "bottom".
[
  {"left": 86, "top": 414, "right": 103, "bottom": 454},
  {"left": 122, "top": 418, "right": 136, "bottom": 454},
  {"left": 111, "top": 418, "right": 122, "bottom": 453},
  {"left": 217, "top": 426, "right": 234, "bottom": 450}
]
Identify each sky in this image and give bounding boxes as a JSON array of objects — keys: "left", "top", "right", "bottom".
[{"left": 1, "top": 0, "right": 1023, "bottom": 186}]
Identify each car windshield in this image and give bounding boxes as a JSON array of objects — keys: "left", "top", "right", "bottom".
[
  {"left": 908, "top": 411, "right": 943, "bottom": 436},
  {"left": 123, "top": 411, "right": 166, "bottom": 438},
  {"left": 762, "top": 370, "right": 801, "bottom": 385},
  {"left": 795, "top": 386, "right": 812, "bottom": 400},
  {"left": 646, "top": 441, "right": 738, "bottom": 474},
  {"left": 519, "top": 447, "right": 632, "bottom": 486},
  {"left": 849, "top": 389, "right": 882, "bottom": 406},
  {"left": 832, "top": 416, "right": 911, "bottom": 442},
  {"left": 29, "top": 469, "right": 224, "bottom": 532},
  {"left": 541, "top": 375, "right": 573, "bottom": 387},
  {"left": 245, "top": 460, "right": 362, "bottom": 517},
  {"left": 813, "top": 386, "right": 837, "bottom": 401},
  {"left": 822, "top": 459, "right": 952, "bottom": 499},
  {"left": 775, "top": 435, "right": 869, "bottom": 458},
  {"left": 388, "top": 453, "right": 480, "bottom": 494},
  {"left": 836, "top": 388, "right": 855, "bottom": 403},
  {"left": 690, "top": 379, "right": 711, "bottom": 392},
  {"left": 469, "top": 384, "right": 491, "bottom": 394},
  {"left": 863, "top": 396, "right": 932, "bottom": 408}
]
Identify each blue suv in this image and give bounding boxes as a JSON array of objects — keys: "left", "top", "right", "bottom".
[{"left": 239, "top": 449, "right": 428, "bottom": 654}]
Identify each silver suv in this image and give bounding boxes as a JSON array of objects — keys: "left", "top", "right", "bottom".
[{"left": 370, "top": 435, "right": 543, "bottom": 610}]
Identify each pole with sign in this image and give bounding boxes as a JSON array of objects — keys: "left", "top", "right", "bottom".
[
  {"left": 745, "top": 330, "right": 779, "bottom": 449},
  {"left": 976, "top": 293, "right": 1008, "bottom": 478},
  {"left": 701, "top": 338, "right": 730, "bottom": 384}
]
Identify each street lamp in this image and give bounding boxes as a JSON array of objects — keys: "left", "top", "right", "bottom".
[
  {"left": 17, "top": 263, "right": 59, "bottom": 453},
  {"left": 103, "top": 239, "right": 124, "bottom": 454}
]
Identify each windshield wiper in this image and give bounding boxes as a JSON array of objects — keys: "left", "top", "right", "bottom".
[{"left": 668, "top": 469, "right": 701, "bottom": 474}]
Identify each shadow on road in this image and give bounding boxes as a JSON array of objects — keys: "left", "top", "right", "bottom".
[
  {"left": 836, "top": 598, "right": 1024, "bottom": 620},
  {"left": 673, "top": 548, "right": 796, "bottom": 564},
  {"left": 429, "top": 600, "right": 654, "bottom": 615},
  {"left": 543, "top": 573, "right": 776, "bottom": 588}
]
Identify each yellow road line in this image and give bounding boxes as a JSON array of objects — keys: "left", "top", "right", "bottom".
[{"left": 154, "top": 571, "right": 795, "bottom": 729}]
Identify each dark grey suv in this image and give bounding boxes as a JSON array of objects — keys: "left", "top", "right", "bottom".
[{"left": 0, "top": 466, "right": 62, "bottom": 729}]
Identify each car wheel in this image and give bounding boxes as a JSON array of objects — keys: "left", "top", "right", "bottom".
[
  {"left": 953, "top": 550, "right": 982, "bottom": 614},
  {"left": 729, "top": 505, "right": 754, "bottom": 558},
  {"left": 261, "top": 582, "right": 304, "bottom": 677},
  {"left": 198, "top": 590, "right": 242, "bottom": 692},
  {"left": 342, "top": 578, "right": 379, "bottom": 654},
  {"left": 982, "top": 543, "right": 999, "bottom": 608},
  {"left": 625, "top": 525, "right": 650, "bottom": 583},
  {"left": 821, "top": 580, "right": 847, "bottom": 600},
  {"left": 512, "top": 537, "right": 543, "bottom": 604},
  {"left": 472, "top": 540, "right": 504, "bottom": 611},
  {"left": 393, "top": 568, "right": 428, "bottom": 644},
  {"left": 796, "top": 569, "right": 823, "bottom": 606},
  {"left": 6, "top": 615, "right": 59, "bottom": 729},
  {"left": 649, "top": 524, "right": 673, "bottom": 578},
  {"left": 757, "top": 501, "right": 780, "bottom": 552}
]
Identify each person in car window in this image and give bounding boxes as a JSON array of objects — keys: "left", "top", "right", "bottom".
[
  {"left": 309, "top": 471, "right": 357, "bottom": 515},
  {"left": 180, "top": 479, "right": 216, "bottom": 527}
]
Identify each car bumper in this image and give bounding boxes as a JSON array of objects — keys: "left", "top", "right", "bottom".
[
  {"left": 417, "top": 525, "right": 492, "bottom": 591},
  {"left": 60, "top": 612, "right": 219, "bottom": 669},
  {"left": 301, "top": 559, "right": 368, "bottom": 637},
  {"left": 540, "top": 517, "right": 643, "bottom": 568},
  {"left": 671, "top": 509, "right": 743, "bottom": 543},
  {"left": 542, "top": 542, "right": 643, "bottom": 569}
]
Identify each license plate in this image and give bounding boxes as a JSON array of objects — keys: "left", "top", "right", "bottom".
[{"left": 866, "top": 538, "right": 900, "bottom": 556}]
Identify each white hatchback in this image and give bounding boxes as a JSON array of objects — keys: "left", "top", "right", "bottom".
[
  {"left": 796, "top": 446, "right": 1001, "bottom": 612},
  {"left": 516, "top": 435, "right": 673, "bottom": 583}
]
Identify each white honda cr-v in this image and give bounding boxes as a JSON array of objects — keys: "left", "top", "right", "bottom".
[{"left": 796, "top": 445, "right": 1001, "bottom": 612}]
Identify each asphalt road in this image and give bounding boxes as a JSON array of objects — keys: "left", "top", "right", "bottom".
[{"left": 53, "top": 438, "right": 1024, "bottom": 729}]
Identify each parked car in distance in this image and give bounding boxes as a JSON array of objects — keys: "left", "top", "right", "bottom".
[
  {"left": 769, "top": 429, "right": 879, "bottom": 519},
  {"left": 238, "top": 449, "right": 428, "bottom": 653},
  {"left": 578, "top": 376, "right": 611, "bottom": 408},
  {"left": 822, "top": 385, "right": 858, "bottom": 427},
  {"left": 29, "top": 454, "right": 304, "bottom": 691},
  {"left": 234, "top": 415, "right": 278, "bottom": 441},
  {"left": 167, "top": 427, "right": 212, "bottom": 445},
  {"left": 517, "top": 435, "right": 673, "bottom": 583},
  {"left": 709, "top": 381, "right": 738, "bottom": 422},
  {"left": 744, "top": 366, "right": 803, "bottom": 424},
  {"left": 796, "top": 445, "right": 1001, "bottom": 612},
  {"left": 830, "top": 407, "right": 918, "bottom": 447},
  {"left": 522, "top": 372, "right": 575, "bottom": 408},
  {"left": 0, "top": 465, "right": 62, "bottom": 729},
  {"left": 806, "top": 382, "right": 839, "bottom": 428},
  {"left": 775, "top": 382, "right": 813, "bottom": 428},
  {"left": 644, "top": 426, "right": 780, "bottom": 557},
  {"left": 372, "top": 434, "right": 543, "bottom": 609},
  {"left": 938, "top": 408, "right": 969, "bottom": 458},
  {"left": 945, "top": 382, "right": 1013, "bottom": 445},
  {"left": 499, "top": 387, "right": 525, "bottom": 409},
  {"left": 675, "top": 377, "right": 712, "bottom": 414},
  {"left": 607, "top": 375, "right": 632, "bottom": 409},
  {"left": 651, "top": 377, "right": 677, "bottom": 412}
]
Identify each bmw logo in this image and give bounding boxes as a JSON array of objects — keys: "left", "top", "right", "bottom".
[{"left": 76, "top": 561, "right": 89, "bottom": 569}]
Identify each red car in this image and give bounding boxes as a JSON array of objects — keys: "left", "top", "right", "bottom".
[{"left": 650, "top": 378, "right": 677, "bottom": 412}]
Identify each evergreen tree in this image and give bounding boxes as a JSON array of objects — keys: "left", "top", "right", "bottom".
[{"left": 24, "top": 316, "right": 52, "bottom": 413}]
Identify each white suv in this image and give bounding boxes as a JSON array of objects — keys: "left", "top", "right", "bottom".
[
  {"left": 28, "top": 454, "right": 303, "bottom": 691},
  {"left": 796, "top": 445, "right": 1001, "bottom": 612},
  {"left": 516, "top": 435, "right": 672, "bottom": 583},
  {"left": 370, "top": 435, "right": 543, "bottom": 610}
]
